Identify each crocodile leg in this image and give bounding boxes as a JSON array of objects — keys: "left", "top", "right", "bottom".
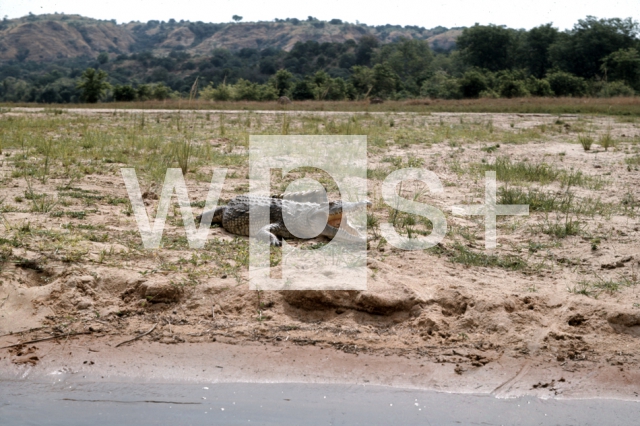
[{"left": 255, "top": 223, "right": 285, "bottom": 247}]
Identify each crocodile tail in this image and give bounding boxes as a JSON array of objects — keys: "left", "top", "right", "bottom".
[{"left": 196, "top": 206, "right": 225, "bottom": 224}]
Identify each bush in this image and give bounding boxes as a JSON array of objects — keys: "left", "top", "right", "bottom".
[
  {"left": 498, "top": 79, "right": 529, "bottom": 98},
  {"left": 233, "top": 79, "right": 260, "bottom": 100},
  {"left": 479, "top": 89, "right": 499, "bottom": 98},
  {"left": 231, "top": 79, "right": 278, "bottom": 101},
  {"left": 200, "top": 83, "right": 232, "bottom": 101},
  {"left": 290, "top": 78, "right": 316, "bottom": 100},
  {"left": 459, "top": 70, "right": 489, "bottom": 98},
  {"left": 546, "top": 71, "right": 587, "bottom": 97},
  {"left": 322, "top": 77, "right": 348, "bottom": 100},
  {"left": 152, "top": 83, "right": 171, "bottom": 100},
  {"left": 113, "top": 85, "right": 137, "bottom": 101},
  {"left": 136, "top": 84, "right": 152, "bottom": 101},
  {"left": 420, "top": 71, "right": 460, "bottom": 99},
  {"left": 593, "top": 81, "right": 635, "bottom": 97},
  {"left": 526, "top": 77, "right": 554, "bottom": 96}
]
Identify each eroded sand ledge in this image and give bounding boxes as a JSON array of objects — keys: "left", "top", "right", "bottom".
[{"left": 1, "top": 336, "right": 639, "bottom": 401}]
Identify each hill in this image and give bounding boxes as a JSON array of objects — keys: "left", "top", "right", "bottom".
[{"left": 0, "top": 14, "right": 462, "bottom": 62}]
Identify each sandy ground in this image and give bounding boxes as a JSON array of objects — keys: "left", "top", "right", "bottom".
[{"left": 0, "top": 110, "right": 639, "bottom": 398}]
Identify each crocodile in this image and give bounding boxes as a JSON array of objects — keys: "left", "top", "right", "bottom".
[{"left": 196, "top": 190, "right": 370, "bottom": 246}]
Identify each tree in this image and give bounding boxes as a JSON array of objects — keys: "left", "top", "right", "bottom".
[
  {"left": 232, "top": 15, "right": 243, "bottom": 23},
  {"left": 269, "top": 69, "right": 294, "bottom": 96},
  {"left": 350, "top": 65, "right": 375, "bottom": 97},
  {"left": 457, "top": 24, "right": 515, "bottom": 72},
  {"left": 375, "top": 38, "right": 433, "bottom": 95},
  {"left": 371, "top": 63, "right": 399, "bottom": 98},
  {"left": 355, "top": 35, "right": 379, "bottom": 66},
  {"left": 76, "top": 68, "right": 110, "bottom": 103},
  {"left": 549, "top": 16, "right": 639, "bottom": 78},
  {"left": 97, "top": 52, "right": 109, "bottom": 65},
  {"left": 523, "top": 24, "right": 559, "bottom": 78},
  {"left": 601, "top": 48, "right": 640, "bottom": 90}
]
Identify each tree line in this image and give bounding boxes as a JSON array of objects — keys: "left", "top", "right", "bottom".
[{"left": 0, "top": 15, "right": 638, "bottom": 103}]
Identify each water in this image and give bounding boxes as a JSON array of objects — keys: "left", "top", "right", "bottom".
[{"left": 1, "top": 380, "right": 638, "bottom": 425}]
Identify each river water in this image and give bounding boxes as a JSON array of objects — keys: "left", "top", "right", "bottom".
[{"left": 1, "top": 380, "right": 638, "bottom": 425}]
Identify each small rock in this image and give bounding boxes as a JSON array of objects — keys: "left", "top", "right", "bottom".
[
  {"left": 138, "top": 280, "right": 183, "bottom": 303},
  {"left": 76, "top": 299, "right": 94, "bottom": 310}
]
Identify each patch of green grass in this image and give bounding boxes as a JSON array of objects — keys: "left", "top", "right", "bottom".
[
  {"left": 578, "top": 134, "right": 594, "bottom": 151},
  {"left": 498, "top": 187, "right": 617, "bottom": 217},
  {"left": 499, "top": 186, "right": 560, "bottom": 212},
  {"left": 475, "top": 157, "right": 604, "bottom": 189},
  {"left": 481, "top": 144, "right": 501, "bottom": 153},
  {"left": 540, "top": 214, "right": 582, "bottom": 238},
  {"left": 598, "top": 132, "right": 616, "bottom": 151},
  {"left": 449, "top": 243, "right": 527, "bottom": 271},
  {"left": 625, "top": 155, "right": 640, "bottom": 166},
  {"left": 570, "top": 275, "right": 639, "bottom": 297},
  {"left": 25, "top": 184, "right": 57, "bottom": 213}
]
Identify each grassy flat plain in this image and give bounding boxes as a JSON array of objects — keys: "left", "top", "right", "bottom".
[{"left": 0, "top": 104, "right": 639, "bottom": 396}]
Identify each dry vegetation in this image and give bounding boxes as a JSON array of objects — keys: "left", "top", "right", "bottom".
[
  {"left": 0, "top": 107, "right": 639, "bottom": 382},
  {"left": 4, "top": 96, "right": 640, "bottom": 115}
]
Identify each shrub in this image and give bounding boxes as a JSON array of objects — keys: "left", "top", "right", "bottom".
[
  {"left": 113, "top": 85, "right": 137, "bottom": 101},
  {"left": 459, "top": 70, "right": 489, "bottom": 98},
  {"left": 152, "top": 83, "right": 171, "bottom": 100},
  {"left": 479, "top": 89, "right": 499, "bottom": 98},
  {"left": 498, "top": 79, "right": 529, "bottom": 98},
  {"left": 546, "top": 71, "right": 587, "bottom": 97},
  {"left": 230, "top": 79, "right": 259, "bottom": 101},
  {"left": 290, "top": 78, "right": 316, "bottom": 100},
  {"left": 200, "top": 83, "right": 232, "bottom": 101},
  {"left": 593, "top": 81, "right": 635, "bottom": 97},
  {"left": 526, "top": 77, "right": 554, "bottom": 96},
  {"left": 136, "top": 84, "right": 152, "bottom": 101},
  {"left": 420, "top": 71, "right": 460, "bottom": 99}
]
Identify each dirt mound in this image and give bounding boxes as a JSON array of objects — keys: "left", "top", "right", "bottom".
[{"left": 281, "top": 289, "right": 419, "bottom": 315}]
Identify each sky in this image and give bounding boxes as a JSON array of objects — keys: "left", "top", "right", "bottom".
[{"left": 1, "top": 0, "right": 638, "bottom": 30}]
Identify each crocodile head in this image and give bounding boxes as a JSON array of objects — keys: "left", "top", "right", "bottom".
[
  {"left": 287, "top": 199, "right": 371, "bottom": 243},
  {"left": 323, "top": 199, "right": 371, "bottom": 243}
]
